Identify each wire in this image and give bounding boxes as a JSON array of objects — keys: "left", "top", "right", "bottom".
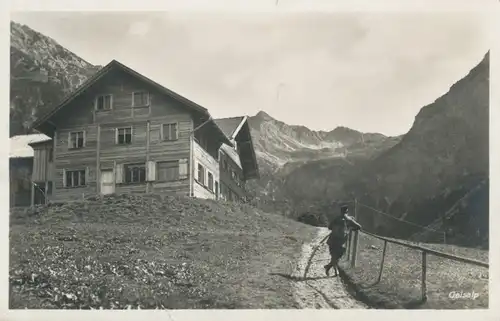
[{"left": 356, "top": 201, "right": 443, "bottom": 234}]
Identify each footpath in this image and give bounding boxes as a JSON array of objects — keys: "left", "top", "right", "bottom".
[{"left": 291, "top": 227, "right": 369, "bottom": 309}]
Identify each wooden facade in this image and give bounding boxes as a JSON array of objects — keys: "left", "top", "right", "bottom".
[
  {"left": 29, "top": 140, "right": 55, "bottom": 205},
  {"left": 214, "top": 116, "right": 260, "bottom": 201},
  {"left": 10, "top": 134, "right": 52, "bottom": 207},
  {"left": 219, "top": 144, "right": 246, "bottom": 201},
  {"left": 30, "top": 60, "right": 260, "bottom": 203}
]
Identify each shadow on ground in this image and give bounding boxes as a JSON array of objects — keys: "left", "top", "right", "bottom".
[{"left": 269, "top": 272, "right": 339, "bottom": 282}]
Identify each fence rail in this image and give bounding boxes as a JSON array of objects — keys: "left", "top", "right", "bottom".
[
  {"left": 360, "top": 230, "right": 489, "bottom": 268},
  {"left": 348, "top": 229, "right": 489, "bottom": 302}
]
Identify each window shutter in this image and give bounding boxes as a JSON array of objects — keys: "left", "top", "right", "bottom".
[
  {"left": 174, "top": 123, "right": 179, "bottom": 140},
  {"left": 85, "top": 167, "right": 89, "bottom": 186},
  {"left": 179, "top": 159, "right": 188, "bottom": 179},
  {"left": 147, "top": 161, "right": 156, "bottom": 181},
  {"left": 115, "top": 164, "right": 124, "bottom": 184},
  {"left": 115, "top": 128, "right": 118, "bottom": 144},
  {"left": 63, "top": 169, "right": 67, "bottom": 188},
  {"left": 67, "top": 132, "right": 71, "bottom": 149},
  {"left": 83, "top": 130, "right": 87, "bottom": 147}
]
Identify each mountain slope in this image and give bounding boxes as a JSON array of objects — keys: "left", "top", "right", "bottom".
[
  {"left": 248, "top": 111, "right": 398, "bottom": 173},
  {"left": 266, "top": 52, "right": 489, "bottom": 247},
  {"left": 10, "top": 21, "right": 100, "bottom": 136},
  {"left": 246, "top": 111, "right": 400, "bottom": 210},
  {"left": 344, "top": 52, "right": 488, "bottom": 243}
]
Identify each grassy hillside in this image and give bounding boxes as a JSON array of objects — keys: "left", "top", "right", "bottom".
[{"left": 9, "top": 194, "right": 317, "bottom": 309}]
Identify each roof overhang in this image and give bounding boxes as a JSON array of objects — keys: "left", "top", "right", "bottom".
[
  {"left": 234, "top": 119, "right": 259, "bottom": 180},
  {"left": 30, "top": 59, "right": 232, "bottom": 146},
  {"left": 230, "top": 115, "right": 248, "bottom": 140}
]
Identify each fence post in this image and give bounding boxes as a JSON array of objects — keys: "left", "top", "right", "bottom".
[
  {"left": 350, "top": 199, "right": 359, "bottom": 268},
  {"left": 421, "top": 251, "right": 427, "bottom": 302},
  {"left": 346, "top": 230, "right": 352, "bottom": 261},
  {"left": 377, "top": 240, "right": 388, "bottom": 283}
]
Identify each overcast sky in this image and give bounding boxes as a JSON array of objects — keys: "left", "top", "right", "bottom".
[{"left": 10, "top": 11, "right": 489, "bottom": 136}]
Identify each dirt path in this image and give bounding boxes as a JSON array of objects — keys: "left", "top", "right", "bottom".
[{"left": 291, "top": 227, "right": 369, "bottom": 309}]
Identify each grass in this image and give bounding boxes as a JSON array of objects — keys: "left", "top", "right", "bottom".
[
  {"left": 339, "top": 233, "right": 489, "bottom": 309},
  {"left": 9, "top": 194, "right": 317, "bottom": 309}
]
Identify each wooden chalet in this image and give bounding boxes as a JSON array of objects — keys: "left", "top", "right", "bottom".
[{"left": 29, "top": 60, "right": 259, "bottom": 204}]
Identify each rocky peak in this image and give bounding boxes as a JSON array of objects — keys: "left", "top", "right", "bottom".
[
  {"left": 254, "top": 110, "right": 275, "bottom": 121},
  {"left": 10, "top": 20, "right": 101, "bottom": 136}
]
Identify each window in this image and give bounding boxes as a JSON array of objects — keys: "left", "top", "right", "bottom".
[
  {"left": 197, "top": 163, "right": 205, "bottom": 185},
  {"left": 215, "top": 181, "right": 219, "bottom": 199},
  {"left": 48, "top": 148, "right": 53, "bottom": 162},
  {"left": 124, "top": 164, "right": 146, "bottom": 183},
  {"left": 96, "top": 94, "right": 112, "bottom": 111},
  {"left": 157, "top": 161, "right": 179, "bottom": 181},
  {"left": 132, "top": 91, "right": 149, "bottom": 107},
  {"left": 223, "top": 160, "right": 228, "bottom": 171},
  {"left": 162, "top": 123, "right": 178, "bottom": 141},
  {"left": 208, "top": 172, "right": 214, "bottom": 191},
  {"left": 69, "top": 131, "right": 85, "bottom": 149},
  {"left": 116, "top": 127, "right": 132, "bottom": 144},
  {"left": 65, "top": 170, "right": 86, "bottom": 187}
]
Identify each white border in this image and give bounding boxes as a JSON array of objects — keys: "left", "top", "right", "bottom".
[{"left": 2, "top": 1, "right": 499, "bottom": 321}]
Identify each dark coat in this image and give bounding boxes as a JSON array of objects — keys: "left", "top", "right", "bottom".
[{"left": 327, "top": 217, "right": 348, "bottom": 258}]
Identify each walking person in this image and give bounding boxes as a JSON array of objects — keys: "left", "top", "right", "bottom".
[{"left": 324, "top": 205, "right": 362, "bottom": 276}]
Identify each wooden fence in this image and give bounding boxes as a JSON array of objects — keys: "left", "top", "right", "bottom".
[{"left": 346, "top": 229, "right": 489, "bottom": 302}]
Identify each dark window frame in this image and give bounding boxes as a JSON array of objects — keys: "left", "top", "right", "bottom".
[
  {"left": 208, "top": 172, "right": 214, "bottom": 191},
  {"left": 116, "top": 127, "right": 133, "bottom": 145},
  {"left": 95, "top": 94, "right": 113, "bottom": 111},
  {"left": 124, "top": 163, "right": 146, "bottom": 184},
  {"left": 162, "top": 123, "right": 179, "bottom": 141},
  {"left": 197, "top": 163, "right": 205, "bottom": 185},
  {"left": 132, "top": 91, "right": 150, "bottom": 107},
  {"left": 65, "top": 170, "right": 86, "bottom": 187},
  {"left": 69, "top": 131, "right": 85, "bottom": 149}
]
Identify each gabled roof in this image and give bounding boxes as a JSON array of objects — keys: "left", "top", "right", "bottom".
[
  {"left": 215, "top": 116, "right": 259, "bottom": 180},
  {"left": 31, "top": 59, "right": 232, "bottom": 146},
  {"left": 214, "top": 116, "right": 245, "bottom": 139},
  {"left": 10, "top": 134, "right": 51, "bottom": 158}
]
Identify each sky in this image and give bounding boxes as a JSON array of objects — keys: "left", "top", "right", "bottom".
[{"left": 10, "top": 11, "right": 490, "bottom": 136}]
